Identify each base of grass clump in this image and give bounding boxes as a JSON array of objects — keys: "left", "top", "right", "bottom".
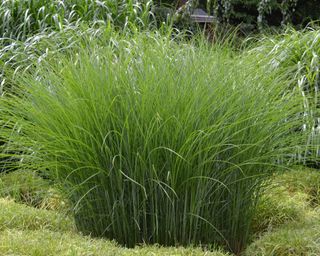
[
  {"left": 0, "top": 228, "right": 230, "bottom": 256},
  {"left": 0, "top": 199, "right": 229, "bottom": 256}
]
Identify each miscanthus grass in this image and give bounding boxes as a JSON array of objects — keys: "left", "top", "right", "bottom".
[
  {"left": 0, "top": 0, "right": 153, "bottom": 41},
  {"left": 0, "top": 33, "right": 310, "bottom": 254}
]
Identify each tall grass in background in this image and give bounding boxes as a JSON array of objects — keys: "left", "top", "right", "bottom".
[
  {"left": 0, "top": 25, "right": 104, "bottom": 93},
  {"left": 0, "top": 32, "right": 310, "bottom": 254},
  {"left": 0, "top": 0, "right": 153, "bottom": 41},
  {"left": 250, "top": 27, "right": 320, "bottom": 166}
]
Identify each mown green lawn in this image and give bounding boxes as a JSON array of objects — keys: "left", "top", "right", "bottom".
[{"left": 0, "top": 198, "right": 228, "bottom": 256}]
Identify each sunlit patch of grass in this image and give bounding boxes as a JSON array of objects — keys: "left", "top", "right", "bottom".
[
  {"left": 252, "top": 185, "right": 309, "bottom": 235},
  {"left": 252, "top": 166, "right": 320, "bottom": 235},
  {"left": 0, "top": 228, "right": 230, "bottom": 256},
  {"left": 247, "top": 167, "right": 320, "bottom": 255},
  {"left": 0, "top": 198, "right": 74, "bottom": 232},
  {"left": 272, "top": 167, "right": 320, "bottom": 207},
  {"left": 0, "top": 197, "right": 229, "bottom": 256},
  {"left": 245, "top": 211, "right": 320, "bottom": 256}
]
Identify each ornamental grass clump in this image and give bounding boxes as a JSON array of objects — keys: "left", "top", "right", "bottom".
[{"left": 0, "top": 33, "right": 309, "bottom": 254}]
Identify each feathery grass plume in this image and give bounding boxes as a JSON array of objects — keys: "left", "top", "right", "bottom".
[{"left": 0, "top": 32, "right": 310, "bottom": 254}]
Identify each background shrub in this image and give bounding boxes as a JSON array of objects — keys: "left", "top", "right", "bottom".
[
  {"left": 1, "top": 0, "right": 318, "bottom": 41},
  {"left": 206, "top": 0, "right": 320, "bottom": 33}
]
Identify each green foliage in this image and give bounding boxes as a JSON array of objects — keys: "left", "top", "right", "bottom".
[
  {"left": 0, "top": 31, "right": 309, "bottom": 254},
  {"left": 272, "top": 167, "right": 320, "bottom": 207},
  {"left": 0, "top": 228, "right": 229, "bottom": 256},
  {"left": 251, "top": 28, "right": 320, "bottom": 104},
  {"left": 252, "top": 182, "right": 308, "bottom": 234},
  {"left": 246, "top": 167, "right": 320, "bottom": 255},
  {"left": 0, "top": 0, "right": 153, "bottom": 40},
  {"left": 0, "top": 25, "right": 103, "bottom": 93},
  {"left": 0, "top": 170, "right": 67, "bottom": 210},
  {"left": 0, "top": 197, "right": 229, "bottom": 256},
  {"left": 207, "top": 0, "right": 320, "bottom": 33},
  {"left": 245, "top": 213, "right": 320, "bottom": 256},
  {"left": 0, "top": 0, "right": 318, "bottom": 41},
  {"left": 0, "top": 198, "right": 74, "bottom": 232},
  {"left": 250, "top": 28, "right": 320, "bottom": 166}
]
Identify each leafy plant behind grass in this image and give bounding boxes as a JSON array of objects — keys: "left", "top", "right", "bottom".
[
  {"left": 0, "top": 32, "right": 309, "bottom": 254},
  {"left": 0, "top": 0, "right": 153, "bottom": 41},
  {"left": 250, "top": 27, "right": 320, "bottom": 166}
]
